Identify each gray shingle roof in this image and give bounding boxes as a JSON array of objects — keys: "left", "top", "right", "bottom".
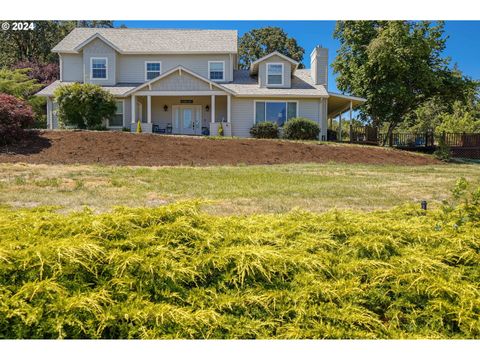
[
  {"left": 37, "top": 70, "right": 328, "bottom": 98},
  {"left": 249, "top": 51, "right": 299, "bottom": 75},
  {"left": 222, "top": 69, "right": 328, "bottom": 97},
  {"left": 36, "top": 81, "right": 139, "bottom": 97},
  {"left": 52, "top": 28, "right": 238, "bottom": 54}
]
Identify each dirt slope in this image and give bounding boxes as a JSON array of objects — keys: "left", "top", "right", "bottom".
[{"left": 0, "top": 130, "right": 440, "bottom": 166}]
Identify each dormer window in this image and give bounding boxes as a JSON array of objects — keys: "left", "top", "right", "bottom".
[
  {"left": 91, "top": 57, "right": 107, "bottom": 80},
  {"left": 145, "top": 62, "right": 161, "bottom": 80},
  {"left": 267, "top": 63, "right": 284, "bottom": 86},
  {"left": 208, "top": 61, "right": 225, "bottom": 81}
]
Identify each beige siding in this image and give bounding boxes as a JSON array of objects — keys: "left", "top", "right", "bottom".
[
  {"left": 83, "top": 38, "right": 117, "bottom": 85},
  {"left": 231, "top": 98, "right": 255, "bottom": 137},
  {"left": 231, "top": 97, "right": 325, "bottom": 138},
  {"left": 123, "top": 97, "right": 131, "bottom": 127},
  {"left": 298, "top": 99, "right": 320, "bottom": 121},
  {"left": 61, "top": 54, "right": 83, "bottom": 82},
  {"left": 258, "top": 55, "right": 292, "bottom": 89},
  {"left": 117, "top": 54, "right": 232, "bottom": 83},
  {"left": 150, "top": 71, "right": 211, "bottom": 91}
]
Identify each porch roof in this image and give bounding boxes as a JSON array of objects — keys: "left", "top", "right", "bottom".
[
  {"left": 327, "top": 92, "right": 366, "bottom": 118},
  {"left": 35, "top": 81, "right": 139, "bottom": 97},
  {"left": 124, "top": 66, "right": 236, "bottom": 96}
]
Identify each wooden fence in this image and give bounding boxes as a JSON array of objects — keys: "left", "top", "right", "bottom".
[
  {"left": 328, "top": 126, "right": 480, "bottom": 159},
  {"left": 349, "top": 126, "right": 379, "bottom": 145}
]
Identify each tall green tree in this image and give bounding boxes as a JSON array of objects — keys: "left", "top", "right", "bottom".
[
  {"left": 436, "top": 101, "right": 480, "bottom": 133},
  {"left": 405, "top": 95, "right": 480, "bottom": 133},
  {"left": 74, "top": 21, "right": 114, "bottom": 28},
  {"left": 238, "top": 27, "right": 305, "bottom": 69},
  {"left": 333, "top": 21, "right": 476, "bottom": 141},
  {"left": 0, "top": 21, "right": 62, "bottom": 66},
  {"left": 0, "top": 68, "right": 42, "bottom": 99},
  {"left": 0, "top": 21, "right": 115, "bottom": 67}
]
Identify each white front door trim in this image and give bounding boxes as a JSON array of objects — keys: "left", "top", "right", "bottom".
[{"left": 172, "top": 105, "right": 202, "bottom": 135}]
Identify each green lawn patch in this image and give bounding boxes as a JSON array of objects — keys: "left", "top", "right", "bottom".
[{"left": 1, "top": 162, "right": 479, "bottom": 214}]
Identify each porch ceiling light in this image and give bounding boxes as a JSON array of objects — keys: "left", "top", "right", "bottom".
[{"left": 163, "top": 105, "right": 168, "bottom": 112}]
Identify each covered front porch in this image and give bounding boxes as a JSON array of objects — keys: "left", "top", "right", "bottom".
[
  {"left": 124, "top": 65, "right": 234, "bottom": 136},
  {"left": 327, "top": 93, "right": 367, "bottom": 141},
  {"left": 130, "top": 93, "right": 232, "bottom": 136}
]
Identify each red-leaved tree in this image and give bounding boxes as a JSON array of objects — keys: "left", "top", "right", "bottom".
[
  {"left": 12, "top": 60, "right": 59, "bottom": 86},
  {"left": 0, "top": 93, "right": 35, "bottom": 145}
]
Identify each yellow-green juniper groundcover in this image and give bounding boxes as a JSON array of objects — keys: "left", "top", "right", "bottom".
[{"left": 0, "top": 180, "right": 479, "bottom": 339}]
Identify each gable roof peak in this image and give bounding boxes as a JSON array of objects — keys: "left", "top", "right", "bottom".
[
  {"left": 249, "top": 51, "right": 299, "bottom": 75},
  {"left": 124, "top": 65, "right": 236, "bottom": 96}
]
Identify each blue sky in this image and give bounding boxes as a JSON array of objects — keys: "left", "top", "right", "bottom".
[{"left": 115, "top": 21, "right": 480, "bottom": 93}]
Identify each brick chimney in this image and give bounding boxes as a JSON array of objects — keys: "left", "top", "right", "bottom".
[{"left": 310, "top": 46, "right": 328, "bottom": 86}]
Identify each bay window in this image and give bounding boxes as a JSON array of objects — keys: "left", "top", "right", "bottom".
[{"left": 255, "top": 101, "right": 298, "bottom": 127}]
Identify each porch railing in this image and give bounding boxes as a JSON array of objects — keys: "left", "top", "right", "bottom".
[{"left": 327, "top": 125, "right": 480, "bottom": 159}]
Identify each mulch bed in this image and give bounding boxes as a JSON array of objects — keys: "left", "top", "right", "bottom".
[{"left": 0, "top": 130, "right": 441, "bottom": 166}]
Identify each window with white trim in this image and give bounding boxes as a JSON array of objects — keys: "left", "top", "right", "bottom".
[
  {"left": 255, "top": 101, "right": 297, "bottom": 127},
  {"left": 145, "top": 62, "right": 161, "bottom": 80},
  {"left": 91, "top": 58, "right": 107, "bottom": 80},
  {"left": 109, "top": 100, "right": 124, "bottom": 127},
  {"left": 266, "top": 63, "right": 284, "bottom": 85},
  {"left": 208, "top": 61, "right": 225, "bottom": 81}
]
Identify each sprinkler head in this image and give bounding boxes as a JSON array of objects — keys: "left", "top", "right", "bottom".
[{"left": 421, "top": 200, "right": 427, "bottom": 211}]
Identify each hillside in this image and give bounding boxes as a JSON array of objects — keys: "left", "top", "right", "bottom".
[{"left": 0, "top": 130, "right": 440, "bottom": 166}]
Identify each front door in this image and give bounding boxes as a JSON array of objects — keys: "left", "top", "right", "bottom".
[{"left": 172, "top": 105, "right": 202, "bottom": 135}]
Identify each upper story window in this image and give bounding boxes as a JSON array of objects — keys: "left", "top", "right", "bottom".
[
  {"left": 91, "top": 57, "right": 108, "bottom": 80},
  {"left": 208, "top": 61, "right": 225, "bottom": 81},
  {"left": 145, "top": 62, "right": 161, "bottom": 81},
  {"left": 266, "top": 63, "right": 284, "bottom": 86}
]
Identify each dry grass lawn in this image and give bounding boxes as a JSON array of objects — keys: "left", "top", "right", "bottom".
[{"left": 1, "top": 162, "right": 479, "bottom": 214}]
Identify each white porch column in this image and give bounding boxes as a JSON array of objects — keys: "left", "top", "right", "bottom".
[
  {"left": 46, "top": 97, "right": 53, "bottom": 129},
  {"left": 147, "top": 95, "right": 152, "bottom": 124},
  {"left": 131, "top": 95, "right": 136, "bottom": 124},
  {"left": 349, "top": 101, "right": 353, "bottom": 123},
  {"left": 320, "top": 98, "right": 327, "bottom": 141},
  {"left": 227, "top": 95, "right": 231, "bottom": 123},
  {"left": 211, "top": 95, "right": 216, "bottom": 123},
  {"left": 338, "top": 114, "right": 343, "bottom": 142}
]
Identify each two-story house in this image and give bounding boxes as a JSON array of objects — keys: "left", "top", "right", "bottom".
[{"left": 37, "top": 28, "right": 365, "bottom": 139}]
